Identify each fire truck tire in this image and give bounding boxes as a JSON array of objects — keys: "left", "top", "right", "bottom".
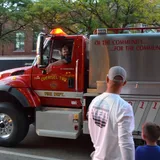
[{"left": 0, "top": 102, "right": 29, "bottom": 147}]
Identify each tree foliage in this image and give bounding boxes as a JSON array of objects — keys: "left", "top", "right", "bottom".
[
  {"left": 1, "top": 0, "right": 160, "bottom": 38},
  {"left": 0, "top": 0, "right": 32, "bottom": 42},
  {"left": 27, "top": 0, "right": 160, "bottom": 35}
]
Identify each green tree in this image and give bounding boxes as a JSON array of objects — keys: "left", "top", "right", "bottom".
[
  {"left": 28, "top": 0, "right": 160, "bottom": 35},
  {"left": 80, "top": 0, "right": 160, "bottom": 28},
  {"left": 0, "top": 0, "right": 32, "bottom": 42},
  {"left": 27, "top": 0, "right": 100, "bottom": 35},
  {"left": 62, "top": 0, "right": 99, "bottom": 35},
  {"left": 27, "top": 0, "right": 69, "bottom": 32}
]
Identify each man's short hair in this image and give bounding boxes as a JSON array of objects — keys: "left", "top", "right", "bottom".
[
  {"left": 108, "top": 66, "right": 127, "bottom": 83},
  {"left": 143, "top": 122, "right": 160, "bottom": 142}
]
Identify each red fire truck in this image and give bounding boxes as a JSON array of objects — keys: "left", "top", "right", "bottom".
[{"left": 0, "top": 27, "right": 160, "bottom": 147}]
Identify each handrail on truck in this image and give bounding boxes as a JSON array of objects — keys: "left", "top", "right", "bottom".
[{"left": 107, "top": 27, "right": 160, "bottom": 34}]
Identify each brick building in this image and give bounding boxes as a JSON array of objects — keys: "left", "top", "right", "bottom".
[
  {"left": 0, "top": 28, "right": 39, "bottom": 71},
  {"left": 0, "top": 28, "right": 38, "bottom": 57}
]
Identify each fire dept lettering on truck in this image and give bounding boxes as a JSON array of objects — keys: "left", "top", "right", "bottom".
[
  {"left": 34, "top": 90, "right": 83, "bottom": 99},
  {"left": 44, "top": 92, "right": 52, "bottom": 96},
  {"left": 39, "top": 74, "right": 74, "bottom": 83},
  {"left": 41, "top": 75, "right": 67, "bottom": 82},
  {"left": 54, "top": 92, "right": 64, "bottom": 97}
]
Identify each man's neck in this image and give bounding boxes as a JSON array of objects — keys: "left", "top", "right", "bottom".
[{"left": 106, "top": 87, "right": 121, "bottom": 94}]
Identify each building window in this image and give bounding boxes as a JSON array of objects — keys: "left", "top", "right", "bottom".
[
  {"left": 32, "top": 31, "right": 39, "bottom": 51},
  {"left": 15, "top": 32, "right": 25, "bottom": 51}
]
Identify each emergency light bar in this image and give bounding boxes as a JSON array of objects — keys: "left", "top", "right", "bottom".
[
  {"left": 94, "top": 28, "right": 107, "bottom": 34},
  {"left": 50, "top": 28, "right": 67, "bottom": 36}
]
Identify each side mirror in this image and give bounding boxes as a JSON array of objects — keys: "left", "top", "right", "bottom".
[{"left": 36, "top": 33, "right": 45, "bottom": 65}]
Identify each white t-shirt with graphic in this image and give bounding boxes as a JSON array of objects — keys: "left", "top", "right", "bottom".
[{"left": 88, "top": 92, "right": 135, "bottom": 160}]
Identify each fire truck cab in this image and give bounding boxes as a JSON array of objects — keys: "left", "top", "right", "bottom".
[{"left": 34, "top": 29, "right": 89, "bottom": 139}]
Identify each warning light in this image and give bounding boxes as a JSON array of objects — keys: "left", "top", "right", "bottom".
[
  {"left": 93, "top": 28, "right": 107, "bottom": 35},
  {"left": 50, "top": 28, "right": 67, "bottom": 36}
]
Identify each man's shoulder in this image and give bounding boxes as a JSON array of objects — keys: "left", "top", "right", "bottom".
[
  {"left": 89, "top": 92, "right": 108, "bottom": 106},
  {"left": 118, "top": 96, "right": 131, "bottom": 107},
  {"left": 91, "top": 93, "right": 106, "bottom": 103},
  {"left": 116, "top": 97, "right": 133, "bottom": 113}
]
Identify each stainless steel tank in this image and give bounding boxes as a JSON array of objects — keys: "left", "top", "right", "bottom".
[{"left": 89, "top": 33, "right": 160, "bottom": 95}]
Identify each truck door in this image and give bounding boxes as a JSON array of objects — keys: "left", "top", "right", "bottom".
[{"left": 31, "top": 37, "right": 81, "bottom": 106}]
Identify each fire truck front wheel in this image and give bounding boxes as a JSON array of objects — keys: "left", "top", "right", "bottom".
[{"left": 0, "top": 102, "right": 29, "bottom": 147}]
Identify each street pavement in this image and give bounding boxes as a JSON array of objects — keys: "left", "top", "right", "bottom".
[{"left": 0, "top": 125, "right": 93, "bottom": 160}]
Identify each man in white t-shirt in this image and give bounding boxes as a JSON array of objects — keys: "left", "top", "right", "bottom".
[{"left": 88, "top": 66, "right": 135, "bottom": 160}]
